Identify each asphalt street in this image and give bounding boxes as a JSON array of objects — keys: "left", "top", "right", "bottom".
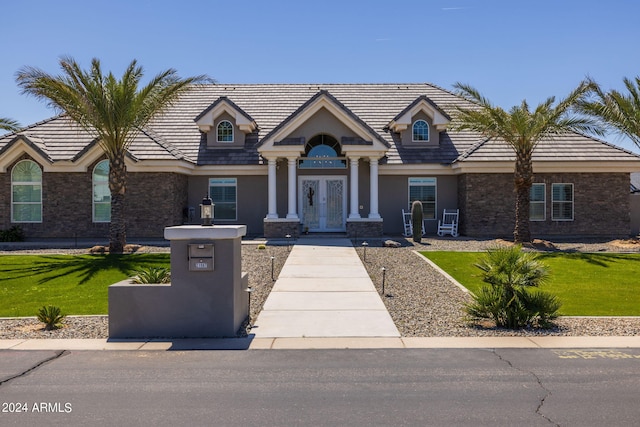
[{"left": 1, "top": 348, "right": 639, "bottom": 426}]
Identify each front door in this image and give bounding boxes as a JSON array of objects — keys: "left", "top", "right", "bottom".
[{"left": 299, "top": 176, "right": 346, "bottom": 232}]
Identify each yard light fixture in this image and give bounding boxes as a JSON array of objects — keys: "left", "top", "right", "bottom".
[
  {"left": 381, "top": 267, "right": 386, "bottom": 295},
  {"left": 362, "top": 241, "right": 369, "bottom": 262},
  {"left": 245, "top": 286, "right": 254, "bottom": 322},
  {"left": 200, "top": 195, "right": 214, "bottom": 226},
  {"left": 285, "top": 234, "right": 292, "bottom": 251},
  {"left": 270, "top": 256, "right": 275, "bottom": 281}
]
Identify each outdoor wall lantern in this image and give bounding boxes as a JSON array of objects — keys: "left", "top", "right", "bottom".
[{"left": 200, "top": 195, "right": 214, "bottom": 226}]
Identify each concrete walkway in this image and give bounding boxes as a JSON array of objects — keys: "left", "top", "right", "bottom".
[{"left": 250, "top": 238, "right": 400, "bottom": 338}]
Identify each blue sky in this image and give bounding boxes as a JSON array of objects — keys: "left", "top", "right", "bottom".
[{"left": 2, "top": 0, "right": 640, "bottom": 152}]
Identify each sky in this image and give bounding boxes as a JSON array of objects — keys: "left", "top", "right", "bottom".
[{"left": 2, "top": 0, "right": 640, "bottom": 152}]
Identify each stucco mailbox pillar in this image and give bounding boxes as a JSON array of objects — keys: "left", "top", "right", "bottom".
[{"left": 109, "top": 225, "right": 248, "bottom": 339}]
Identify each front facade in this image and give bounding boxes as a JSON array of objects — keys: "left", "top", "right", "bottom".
[{"left": 1, "top": 84, "right": 639, "bottom": 240}]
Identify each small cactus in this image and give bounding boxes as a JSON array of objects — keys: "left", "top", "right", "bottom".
[{"left": 411, "top": 200, "right": 423, "bottom": 243}]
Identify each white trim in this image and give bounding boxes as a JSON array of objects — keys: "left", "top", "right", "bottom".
[
  {"left": 258, "top": 93, "right": 387, "bottom": 152},
  {"left": 408, "top": 177, "right": 437, "bottom": 220},
  {"left": 92, "top": 160, "right": 111, "bottom": 223},
  {"left": 412, "top": 120, "right": 429, "bottom": 142},
  {"left": 452, "top": 160, "right": 640, "bottom": 174},
  {"left": 209, "top": 177, "right": 238, "bottom": 221},
  {"left": 216, "top": 120, "right": 234, "bottom": 143},
  {"left": 388, "top": 99, "right": 450, "bottom": 132},
  {"left": 298, "top": 175, "right": 347, "bottom": 232},
  {"left": 551, "top": 183, "right": 574, "bottom": 221},
  {"left": 195, "top": 100, "right": 257, "bottom": 133},
  {"left": 529, "top": 183, "right": 546, "bottom": 222}
]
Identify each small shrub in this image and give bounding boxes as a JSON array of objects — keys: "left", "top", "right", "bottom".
[
  {"left": 0, "top": 225, "right": 25, "bottom": 242},
  {"left": 131, "top": 267, "right": 171, "bottom": 284},
  {"left": 37, "top": 305, "right": 65, "bottom": 331},
  {"left": 464, "top": 245, "right": 561, "bottom": 329}
]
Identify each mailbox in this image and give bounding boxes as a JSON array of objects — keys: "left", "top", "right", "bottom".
[{"left": 188, "top": 243, "right": 214, "bottom": 271}]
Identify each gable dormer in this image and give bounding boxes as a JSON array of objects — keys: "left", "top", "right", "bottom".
[
  {"left": 194, "top": 97, "right": 257, "bottom": 148},
  {"left": 388, "top": 95, "right": 450, "bottom": 148}
]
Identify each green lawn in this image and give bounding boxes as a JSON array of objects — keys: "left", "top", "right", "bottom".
[
  {"left": 0, "top": 254, "right": 170, "bottom": 317},
  {"left": 421, "top": 251, "right": 640, "bottom": 316}
]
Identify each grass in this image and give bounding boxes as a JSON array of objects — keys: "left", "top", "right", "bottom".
[
  {"left": 0, "top": 254, "right": 170, "bottom": 317},
  {"left": 421, "top": 251, "right": 640, "bottom": 316}
]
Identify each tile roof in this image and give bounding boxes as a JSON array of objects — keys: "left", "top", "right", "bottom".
[{"left": 1, "top": 83, "right": 639, "bottom": 167}]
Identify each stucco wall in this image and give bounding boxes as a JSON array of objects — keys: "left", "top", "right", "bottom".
[
  {"left": 187, "top": 175, "right": 267, "bottom": 236},
  {"left": 379, "top": 174, "right": 458, "bottom": 235},
  {"left": 458, "top": 173, "right": 631, "bottom": 238}
]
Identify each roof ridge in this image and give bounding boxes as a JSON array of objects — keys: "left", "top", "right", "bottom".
[
  {"left": 454, "top": 137, "right": 491, "bottom": 162},
  {"left": 0, "top": 114, "right": 67, "bottom": 139}
]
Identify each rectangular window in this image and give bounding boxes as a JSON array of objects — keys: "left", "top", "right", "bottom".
[
  {"left": 93, "top": 186, "right": 111, "bottom": 222},
  {"left": 529, "top": 183, "right": 546, "bottom": 221},
  {"left": 12, "top": 183, "right": 42, "bottom": 222},
  {"left": 209, "top": 178, "right": 237, "bottom": 220},
  {"left": 408, "top": 177, "right": 436, "bottom": 220},
  {"left": 552, "top": 183, "right": 574, "bottom": 221}
]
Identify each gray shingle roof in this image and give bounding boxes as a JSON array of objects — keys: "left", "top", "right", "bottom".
[{"left": 1, "top": 83, "right": 639, "bottom": 167}]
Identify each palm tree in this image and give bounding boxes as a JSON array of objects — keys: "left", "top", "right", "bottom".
[
  {"left": 577, "top": 76, "right": 640, "bottom": 148},
  {"left": 0, "top": 117, "right": 20, "bottom": 132},
  {"left": 16, "top": 57, "right": 206, "bottom": 253},
  {"left": 451, "top": 82, "right": 602, "bottom": 243}
]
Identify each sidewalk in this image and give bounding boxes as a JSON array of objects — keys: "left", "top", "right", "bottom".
[
  {"left": 250, "top": 238, "right": 400, "bottom": 338},
  {"left": 3, "top": 336, "right": 640, "bottom": 351}
]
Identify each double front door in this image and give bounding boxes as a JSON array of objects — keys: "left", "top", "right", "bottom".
[{"left": 299, "top": 176, "right": 346, "bottom": 232}]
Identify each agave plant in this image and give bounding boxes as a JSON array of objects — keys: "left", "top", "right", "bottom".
[
  {"left": 131, "top": 267, "right": 171, "bottom": 284},
  {"left": 37, "top": 305, "right": 65, "bottom": 331}
]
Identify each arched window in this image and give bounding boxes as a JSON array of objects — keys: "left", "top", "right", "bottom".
[
  {"left": 299, "top": 134, "right": 346, "bottom": 169},
  {"left": 412, "top": 120, "right": 429, "bottom": 142},
  {"left": 11, "top": 159, "right": 42, "bottom": 222},
  {"left": 93, "top": 160, "right": 111, "bottom": 222},
  {"left": 217, "top": 120, "right": 234, "bottom": 143}
]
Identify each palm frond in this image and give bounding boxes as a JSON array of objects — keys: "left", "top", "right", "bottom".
[{"left": 0, "top": 117, "right": 21, "bottom": 132}]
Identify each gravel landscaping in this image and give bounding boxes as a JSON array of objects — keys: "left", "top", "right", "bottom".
[{"left": 1, "top": 237, "right": 639, "bottom": 339}]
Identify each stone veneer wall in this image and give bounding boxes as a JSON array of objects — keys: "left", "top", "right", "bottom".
[
  {"left": 0, "top": 156, "right": 188, "bottom": 239},
  {"left": 458, "top": 173, "right": 631, "bottom": 238},
  {"left": 125, "top": 172, "right": 188, "bottom": 238},
  {"left": 263, "top": 220, "right": 300, "bottom": 238},
  {"left": 346, "top": 220, "right": 383, "bottom": 238}
]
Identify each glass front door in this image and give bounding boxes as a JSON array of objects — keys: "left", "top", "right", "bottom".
[{"left": 299, "top": 176, "right": 346, "bottom": 232}]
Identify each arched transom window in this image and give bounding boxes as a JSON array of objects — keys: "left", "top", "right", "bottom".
[
  {"left": 11, "top": 159, "right": 42, "bottom": 223},
  {"left": 299, "top": 134, "right": 346, "bottom": 169},
  {"left": 93, "top": 160, "right": 111, "bottom": 222},
  {"left": 217, "top": 120, "right": 234, "bottom": 143},
  {"left": 412, "top": 120, "right": 429, "bottom": 142}
]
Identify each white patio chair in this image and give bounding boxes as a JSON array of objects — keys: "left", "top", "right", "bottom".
[
  {"left": 402, "top": 209, "right": 425, "bottom": 237},
  {"left": 437, "top": 209, "right": 459, "bottom": 237}
]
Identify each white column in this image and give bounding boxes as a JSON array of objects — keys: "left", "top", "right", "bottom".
[
  {"left": 266, "top": 158, "right": 278, "bottom": 219},
  {"left": 349, "top": 157, "right": 361, "bottom": 219},
  {"left": 286, "top": 157, "right": 299, "bottom": 219},
  {"left": 369, "top": 156, "right": 381, "bottom": 219}
]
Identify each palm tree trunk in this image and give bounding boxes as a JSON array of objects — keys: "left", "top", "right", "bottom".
[
  {"left": 108, "top": 153, "right": 127, "bottom": 254},
  {"left": 513, "top": 151, "right": 533, "bottom": 243}
]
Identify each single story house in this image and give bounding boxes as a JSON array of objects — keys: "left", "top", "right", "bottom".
[{"left": 1, "top": 83, "right": 639, "bottom": 239}]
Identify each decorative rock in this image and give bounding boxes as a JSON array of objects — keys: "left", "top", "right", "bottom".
[{"left": 384, "top": 240, "right": 402, "bottom": 248}]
